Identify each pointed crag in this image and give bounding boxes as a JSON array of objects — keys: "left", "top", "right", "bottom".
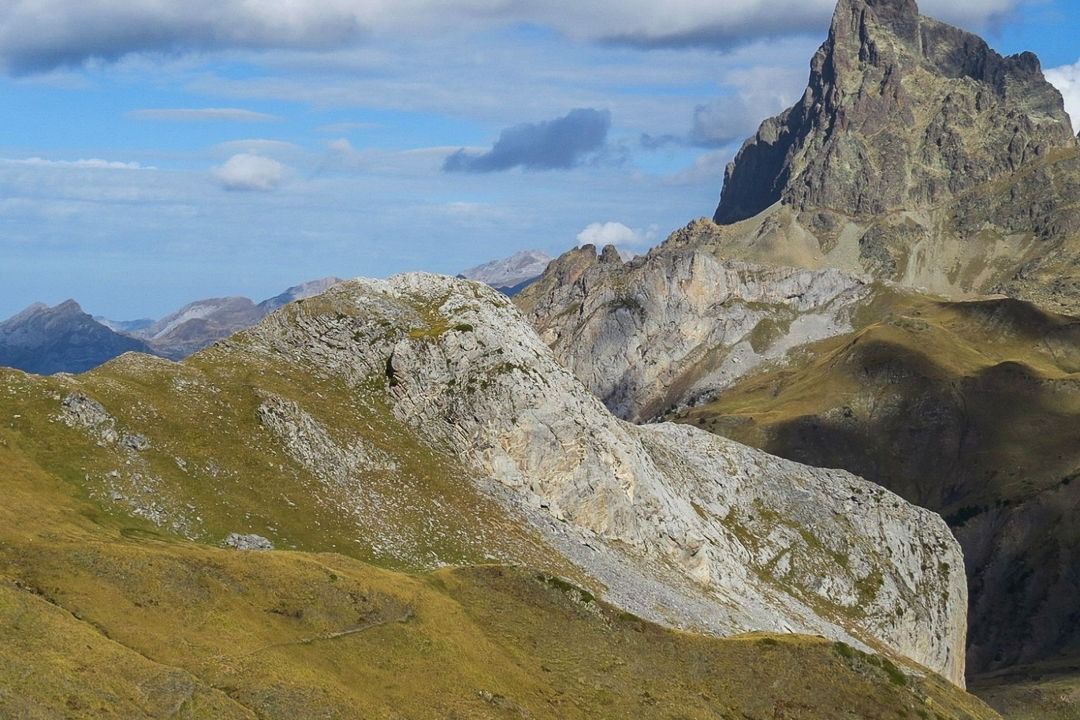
[{"left": 714, "top": 0, "right": 1076, "bottom": 225}]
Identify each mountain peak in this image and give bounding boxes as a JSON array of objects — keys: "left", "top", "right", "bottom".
[
  {"left": 53, "top": 299, "right": 84, "bottom": 315},
  {"left": 834, "top": 0, "right": 920, "bottom": 41},
  {"left": 713, "top": 0, "right": 1075, "bottom": 225},
  {"left": 0, "top": 299, "right": 151, "bottom": 375},
  {"left": 459, "top": 249, "right": 553, "bottom": 292}
]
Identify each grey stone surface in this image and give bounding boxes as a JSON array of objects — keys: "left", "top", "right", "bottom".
[{"left": 224, "top": 533, "right": 274, "bottom": 551}]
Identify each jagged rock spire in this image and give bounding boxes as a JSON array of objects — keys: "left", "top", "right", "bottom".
[{"left": 713, "top": 0, "right": 1075, "bottom": 225}]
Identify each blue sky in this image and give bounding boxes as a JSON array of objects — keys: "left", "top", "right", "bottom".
[{"left": 1, "top": 0, "right": 1078, "bottom": 320}]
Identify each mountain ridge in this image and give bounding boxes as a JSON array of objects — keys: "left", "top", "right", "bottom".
[
  {"left": 0, "top": 273, "right": 970, "bottom": 686},
  {"left": 0, "top": 276, "right": 344, "bottom": 373}
]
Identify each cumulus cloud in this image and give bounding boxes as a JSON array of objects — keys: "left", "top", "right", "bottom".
[
  {"left": 576, "top": 221, "right": 655, "bottom": 249},
  {"left": 1046, "top": 59, "right": 1080, "bottom": 135},
  {"left": 0, "top": 0, "right": 1024, "bottom": 73},
  {"left": 129, "top": 108, "right": 280, "bottom": 122},
  {"left": 213, "top": 153, "right": 285, "bottom": 191},
  {"left": 444, "top": 108, "right": 610, "bottom": 173}
]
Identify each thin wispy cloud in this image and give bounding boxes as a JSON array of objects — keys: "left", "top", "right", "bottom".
[
  {"left": 130, "top": 108, "right": 280, "bottom": 122},
  {"left": 2, "top": 157, "right": 150, "bottom": 170},
  {"left": 316, "top": 121, "right": 382, "bottom": 134},
  {"left": 444, "top": 108, "right": 611, "bottom": 173},
  {"left": 212, "top": 139, "right": 302, "bottom": 156}
]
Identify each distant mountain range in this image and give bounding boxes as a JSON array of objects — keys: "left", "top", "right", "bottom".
[
  {"left": 0, "top": 278, "right": 342, "bottom": 374},
  {"left": 0, "top": 253, "right": 553, "bottom": 377},
  {"left": 458, "top": 250, "right": 552, "bottom": 295}
]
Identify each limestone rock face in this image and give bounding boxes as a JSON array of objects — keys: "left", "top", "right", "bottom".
[
  {"left": 245, "top": 274, "right": 968, "bottom": 684},
  {"left": 519, "top": 237, "right": 872, "bottom": 422}
]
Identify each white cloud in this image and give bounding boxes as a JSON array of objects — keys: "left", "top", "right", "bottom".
[
  {"left": 0, "top": 0, "right": 1026, "bottom": 73},
  {"left": 2, "top": 157, "right": 149, "bottom": 170},
  {"left": 576, "top": 221, "right": 652, "bottom": 248},
  {"left": 1046, "top": 59, "right": 1080, "bottom": 135},
  {"left": 129, "top": 107, "right": 280, "bottom": 122},
  {"left": 213, "top": 153, "right": 285, "bottom": 191}
]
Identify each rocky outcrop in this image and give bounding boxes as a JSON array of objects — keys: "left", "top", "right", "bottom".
[
  {"left": 242, "top": 274, "right": 968, "bottom": 683},
  {"left": 520, "top": 237, "right": 872, "bottom": 422},
  {"left": 223, "top": 532, "right": 274, "bottom": 551}
]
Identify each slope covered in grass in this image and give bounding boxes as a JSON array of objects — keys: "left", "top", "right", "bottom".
[{"left": 0, "top": 437, "right": 998, "bottom": 719}]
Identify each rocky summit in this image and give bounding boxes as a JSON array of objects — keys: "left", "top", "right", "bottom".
[
  {"left": 692, "top": 0, "right": 1080, "bottom": 314},
  {"left": 715, "top": 0, "right": 1075, "bottom": 225}
]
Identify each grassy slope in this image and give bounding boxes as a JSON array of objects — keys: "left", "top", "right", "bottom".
[
  {"left": 0, "top": 340, "right": 555, "bottom": 574},
  {"left": 0, "top": 436, "right": 998, "bottom": 719},
  {"left": 970, "top": 659, "right": 1080, "bottom": 720}
]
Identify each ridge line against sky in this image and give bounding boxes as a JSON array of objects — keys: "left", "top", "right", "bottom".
[{"left": 0, "top": 0, "right": 1078, "bottom": 319}]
